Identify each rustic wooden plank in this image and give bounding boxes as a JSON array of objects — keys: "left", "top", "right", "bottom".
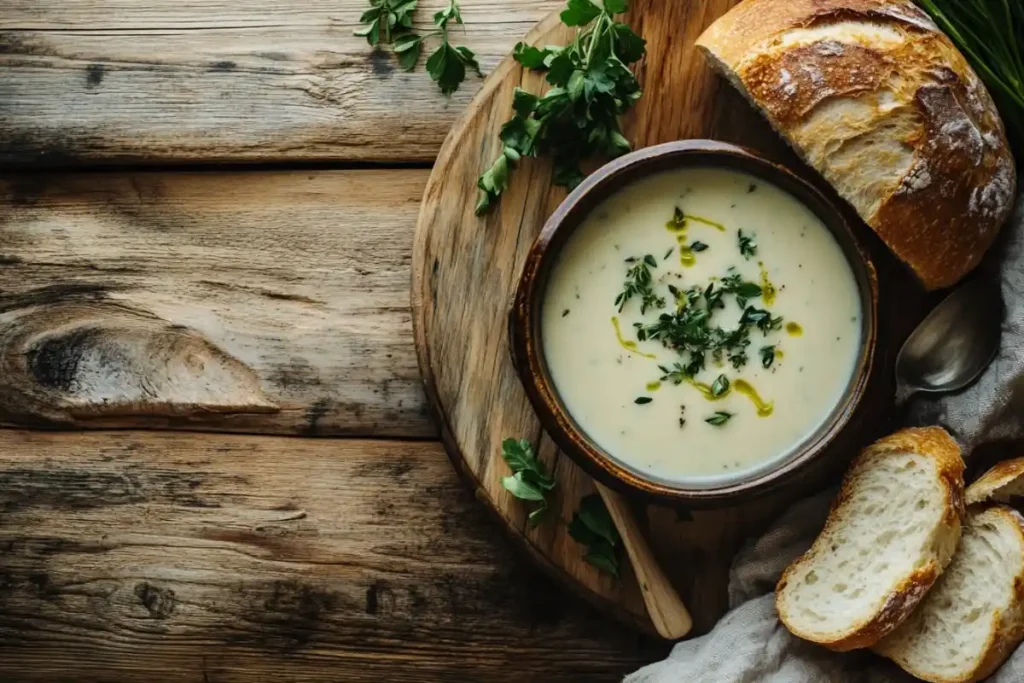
[
  {"left": 0, "top": 0, "right": 558, "bottom": 165},
  {"left": 0, "top": 169, "right": 433, "bottom": 437},
  {"left": 0, "top": 430, "right": 667, "bottom": 681}
]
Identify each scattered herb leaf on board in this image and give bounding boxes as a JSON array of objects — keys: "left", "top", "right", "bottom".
[
  {"left": 475, "top": 0, "right": 646, "bottom": 214},
  {"left": 500, "top": 438, "right": 556, "bottom": 526},
  {"left": 355, "top": 0, "right": 480, "bottom": 94},
  {"left": 915, "top": 0, "right": 1024, "bottom": 155},
  {"left": 568, "top": 494, "right": 621, "bottom": 577},
  {"left": 760, "top": 344, "right": 776, "bottom": 369}
]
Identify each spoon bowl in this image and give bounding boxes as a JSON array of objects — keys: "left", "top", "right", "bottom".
[{"left": 895, "top": 278, "right": 1003, "bottom": 403}]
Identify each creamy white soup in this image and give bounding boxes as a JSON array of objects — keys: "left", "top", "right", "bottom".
[{"left": 541, "top": 166, "right": 862, "bottom": 484}]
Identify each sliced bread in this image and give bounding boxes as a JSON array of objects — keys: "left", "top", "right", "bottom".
[
  {"left": 874, "top": 506, "right": 1024, "bottom": 683},
  {"left": 966, "top": 458, "right": 1024, "bottom": 507},
  {"left": 775, "top": 426, "right": 965, "bottom": 651}
]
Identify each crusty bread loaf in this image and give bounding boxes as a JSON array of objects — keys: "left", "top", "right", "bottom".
[
  {"left": 966, "top": 457, "right": 1024, "bottom": 506},
  {"left": 775, "top": 426, "right": 964, "bottom": 651},
  {"left": 696, "top": 0, "right": 1016, "bottom": 290},
  {"left": 875, "top": 506, "right": 1024, "bottom": 683}
]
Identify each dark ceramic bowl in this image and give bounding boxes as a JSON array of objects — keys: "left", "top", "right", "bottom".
[{"left": 509, "top": 140, "right": 879, "bottom": 506}]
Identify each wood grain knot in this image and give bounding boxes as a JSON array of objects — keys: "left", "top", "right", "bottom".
[{"left": 0, "top": 301, "right": 278, "bottom": 425}]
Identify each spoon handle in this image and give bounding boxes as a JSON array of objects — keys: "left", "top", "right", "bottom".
[{"left": 595, "top": 482, "right": 693, "bottom": 640}]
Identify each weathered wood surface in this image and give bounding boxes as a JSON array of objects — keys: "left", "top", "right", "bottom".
[
  {"left": 0, "top": 430, "right": 667, "bottom": 681},
  {"left": 0, "top": 170, "right": 433, "bottom": 437},
  {"left": 413, "top": 0, "right": 809, "bottom": 635},
  {"left": 0, "top": 0, "right": 558, "bottom": 166}
]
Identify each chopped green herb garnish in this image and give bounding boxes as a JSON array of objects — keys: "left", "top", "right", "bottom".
[
  {"left": 705, "top": 411, "right": 733, "bottom": 426},
  {"left": 500, "top": 438, "right": 555, "bottom": 527},
  {"left": 738, "top": 229, "right": 757, "bottom": 260},
  {"left": 634, "top": 396, "right": 653, "bottom": 405},
  {"left": 720, "top": 269, "right": 762, "bottom": 307},
  {"left": 615, "top": 255, "right": 665, "bottom": 314},
  {"left": 760, "top": 345, "right": 776, "bottom": 369},
  {"left": 568, "top": 494, "right": 621, "bottom": 578},
  {"left": 664, "top": 247, "right": 674, "bottom": 259},
  {"left": 690, "top": 241, "right": 708, "bottom": 252},
  {"left": 710, "top": 374, "right": 730, "bottom": 397},
  {"left": 740, "top": 306, "right": 783, "bottom": 335}
]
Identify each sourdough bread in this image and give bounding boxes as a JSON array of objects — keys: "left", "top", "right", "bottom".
[
  {"left": 696, "top": 0, "right": 1016, "bottom": 290},
  {"left": 966, "top": 458, "right": 1024, "bottom": 507},
  {"left": 875, "top": 506, "right": 1024, "bottom": 683},
  {"left": 775, "top": 426, "right": 964, "bottom": 651}
]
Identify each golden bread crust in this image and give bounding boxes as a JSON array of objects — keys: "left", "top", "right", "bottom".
[{"left": 697, "top": 0, "right": 1016, "bottom": 290}]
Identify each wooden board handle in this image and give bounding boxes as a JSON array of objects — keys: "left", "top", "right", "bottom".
[{"left": 596, "top": 482, "right": 693, "bottom": 640}]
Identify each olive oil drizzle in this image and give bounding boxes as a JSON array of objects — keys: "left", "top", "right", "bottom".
[
  {"left": 734, "top": 379, "right": 774, "bottom": 416},
  {"left": 758, "top": 262, "right": 777, "bottom": 305},
  {"left": 785, "top": 321, "right": 803, "bottom": 336},
  {"left": 680, "top": 214, "right": 726, "bottom": 232},
  {"left": 665, "top": 210, "right": 724, "bottom": 268},
  {"left": 684, "top": 377, "right": 773, "bottom": 417},
  {"left": 687, "top": 378, "right": 727, "bottom": 401},
  {"left": 646, "top": 381, "right": 662, "bottom": 392},
  {"left": 612, "top": 316, "right": 657, "bottom": 359}
]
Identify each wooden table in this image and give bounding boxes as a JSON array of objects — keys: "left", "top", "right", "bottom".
[{"left": 0, "top": 1, "right": 782, "bottom": 679}]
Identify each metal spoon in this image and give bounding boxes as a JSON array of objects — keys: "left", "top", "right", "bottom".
[{"left": 894, "top": 278, "right": 1003, "bottom": 405}]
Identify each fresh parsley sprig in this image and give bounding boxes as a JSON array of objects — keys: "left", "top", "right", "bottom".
[
  {"left": 568, "top": 494, "right": 621, "bottom": 577},
  {"left": 475, "top": 0, "right": 646, "bottom": 214},
  {"left": 499, "top": 438, "right": 555, "bottom": 527},
  {"left": 356, "top": 0, "right": 480, "bottom": 94}
]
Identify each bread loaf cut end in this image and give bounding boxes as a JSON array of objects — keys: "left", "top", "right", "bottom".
[{"left": 697, "top": 0, "right": 1016, "bottom": 290}]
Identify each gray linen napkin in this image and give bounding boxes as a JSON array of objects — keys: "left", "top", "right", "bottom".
[{"left": 626, "top": 197, "right": 1024, "bottom": 683}]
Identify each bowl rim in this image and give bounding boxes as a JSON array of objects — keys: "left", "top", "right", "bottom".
[{"left": 509, "top": 139, "right": 879, "bottom": 505}]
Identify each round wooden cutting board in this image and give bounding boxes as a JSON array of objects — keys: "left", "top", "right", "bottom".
[{"left": 411, "top": 0, "right": 923, "bottom": 635}]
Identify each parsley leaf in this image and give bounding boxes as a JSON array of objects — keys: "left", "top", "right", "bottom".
[
  {"left": 561, "top": 0, "right": 602, "bottom": 26},
  {"left": 760, "top": 345, "right": 776, "bottom": 368},
  {"left": 393, "top": 34, "right": 423, "bottom": 71},
  {"left": 568, "top": 494, "right": 621, "bottom": 578},
  {"left": 476, "top": 0, "right": 646, "bottom": 213},
  {"left": 500, "top": 438, "right": 556, "bottom": 527},
  {"left": 355, "top": 0, "right": 418, "bottom": 46}
]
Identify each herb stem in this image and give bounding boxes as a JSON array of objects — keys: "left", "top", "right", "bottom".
[{"left": 583, "top": 13, "right": 608, "bottom": 68}]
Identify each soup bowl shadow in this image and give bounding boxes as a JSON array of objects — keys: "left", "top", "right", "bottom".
[{"left": 508, "top": 139, "right": 879, "bottom": 506}]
